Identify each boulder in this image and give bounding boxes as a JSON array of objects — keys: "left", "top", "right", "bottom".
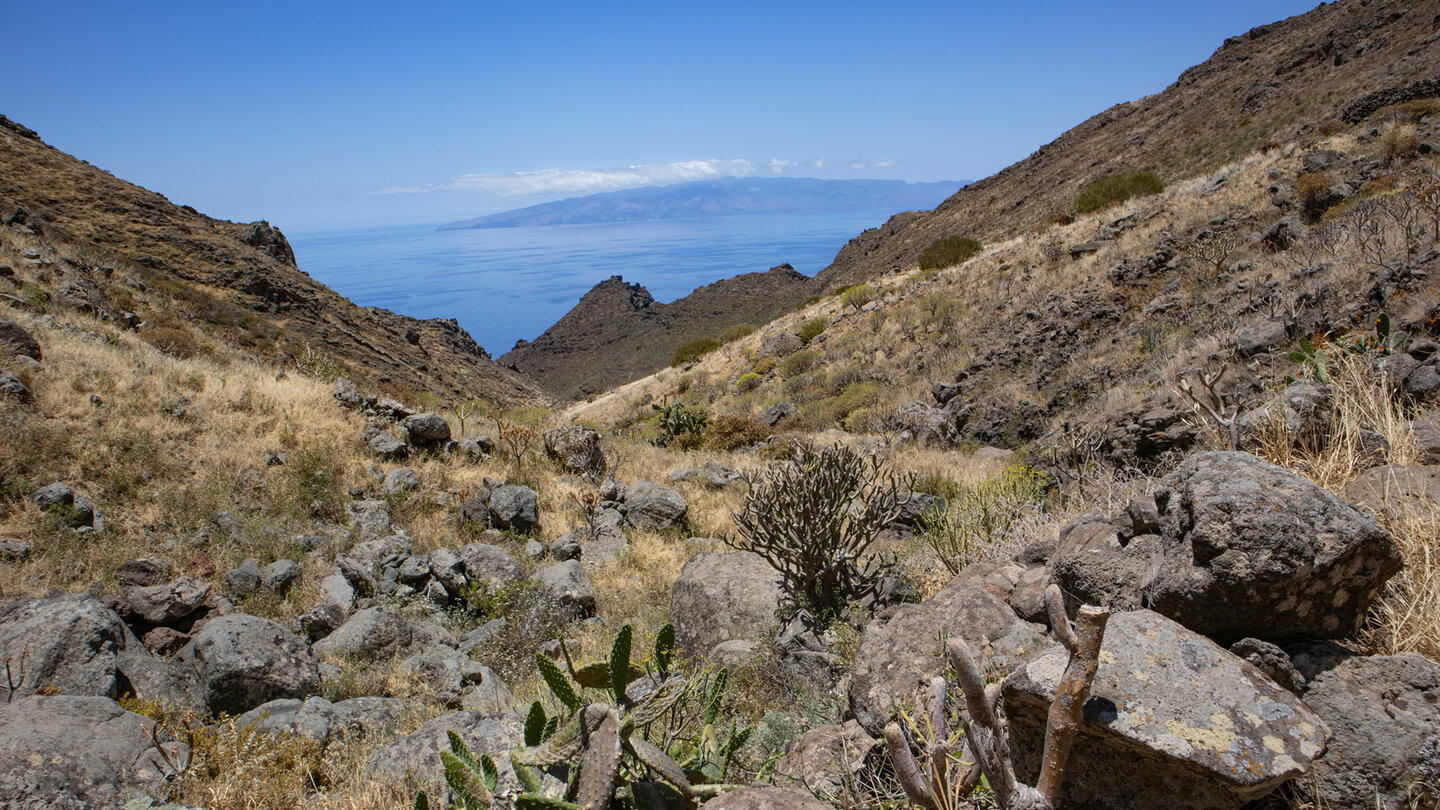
[
  {"left": 1003, "top": 610, "right": 1330, "bottom": 809},
  {"left": 1052, "top": 451, "right": 1403, "bottom": 643},
  {"left": 367, "top": 711, "right": 522, "bottom": 799},
  {"left": 0, "top": 372, "right": 31, "bottom": 404},
  {"left": 459, "top": 435, "right": 495, "bottom": 462},
  {"left": 261, "top": 559, "right": 302, "bottom": 595},
  {"left": 668, "top": 461, "right": 743, "bottom": 488},
  {"left": 347, "top": 499, "right": 392, "bottom": 539},
  {"left": 543, "top": 425, "right": 608, "bottom": 475},
  {"left": 623, "top": 480, "right": 688, "bottom": 530},
  {"left": 773, "top": 720, "right": 880, "bottom": 801},
  {"left": 237, "top": 695, "right": 409, "bottom": 744},
  {"left": 368, "top": 431, "right": 409, "bottom": 460},
  {"left": 0, "top": 695, "right": 187, "bottom": 809},
  {"left": 1236, "top": 380, "right": 1331, "bottom": 445},
  {"left": 488, "top": 484, "right": 540, "bottom": 532},
  {"left": 177, "top": 613, "right": 320, "bottom": 715},
  {"left": 757, "top": 401, "right": 799, "bottom": 427},
  {"left": 115, "top": 558, "right": 171, "bottom": 587},
  {"left": 760, "top": 332, "right": 804, "bottom": 359},
  {"left": 669, "top": 551, "right": 783, "bottom": 658},
  {"left": 1344, "top": 464, "right": 1440, "bottom": 515},
  {"left": 122, "top": 576, "right": 211, "bottom": 626},
  {"left": 226, "top": 558, "right": 262, "bottom": 597},
  {"left": 313, "top": 607, "right": 420, "bottom": 660},
  {"left": 848, "top": 575, "right": 1055, "bottom": 737},
  {"left": 1301, "top": 653, "right": 1440, "bottom": 810},
  {"left": 0, "top": 319, "right": 41, "bottom": 360},
  {"left": 383, "top": 467, "right": 422, "bottom": 494},
  {"left": 531, "top": 560, "right": 597, "bottom": 617},
  {"left": 700, "top": 787, "right": 831, "bottom": 810},
  {"left": 1232, "top": 317, "right": 1288, "bottom": 357},
  {"left": 458, "top": 543, "right": 523, "bottom": 589},
  {"left": 460, "top": 664, "right": 520, "bottom": 715},
  {"left": 404, "top": 413, "right": 452, "bottom": 445},
  {"left": 30, "top": 482, "right": 94, "bottom": 527}
]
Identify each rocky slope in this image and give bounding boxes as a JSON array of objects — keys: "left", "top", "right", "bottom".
[
  {"left": 815, "top": 0, "right": 1440, "bottom": 289},
  {"left": 500, "top": 264, "right": 812, "bottom": 401},
  {"left": 0, "top": 115, "right": 547, "bottom": 407}
]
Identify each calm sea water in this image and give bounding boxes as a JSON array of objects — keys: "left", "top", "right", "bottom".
[{"left": 288, "top": 210, "right": 895, "bottom": 356}]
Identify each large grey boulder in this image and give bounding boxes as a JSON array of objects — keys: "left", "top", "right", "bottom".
[
  {"left": 404, "top": 412, "right": 452, "bottom": 445},
  {"left": 848, "top": 569, "right": 1055, "bottom": 737},
  {"left": 237, "top": 695, "right": 409, "bottom": 744},
  {"left": 178, "top": 613, "right": 319, "bottom": 715},
  {"left": 772, "top": 720, "right": 880, "bottom": 801},
  {"left": 123, "top": 576, "right": 211, "bottom": 626},
  {"left": 313, "top": 607, "right": 420, "bottom": 660},
  {"left": 669, "top": 551, "right": 783, "bottom": 658},
  {"left": 1344, "top": 464, "right": 1440, "bottom": 515},
  {"left": 367, "top": 710, "right": 522, "bottom": 799},
  {"left": 1002, "top": 610, "right": 1330, "bottom": 810},
  {"left": 347, "top": 499, "right": 392, "bottom": 539},
  {"left": 623, "top": 480, "right": 688, "bottom": 530},
  {"left": 488, "top": 484, "right": 540, "bottom": 532},
  {"left": 700, "top": 786, "right": 831, "bottom": 810},
  {"left": 0, "top": 695, "right": 187, "bottom": 809},
  {"left": 1301, "top": 653, "right": 1440, "bottom": 810},
  {"left": 543, "top": 425, "right": 607, "bottom": 475},
  {"left": 531, "top": 560, "right": 597, "bottom": 617},
  {"left": 458, "top": 542, "right": 523, "bottom": 589},
  {"left": 1053, "top": 451, "right": 1403, "bottom": 643}
]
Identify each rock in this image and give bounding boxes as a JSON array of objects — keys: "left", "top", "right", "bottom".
[
  {"left": 892, "top": 492, "right": 944, "bottom": 528},
  {"left": 383, "top": 467, "right": 422, "bottom": 494},
  {"left": 1301, "top": 653, "right": 1440, "bottom": 810},
  {"left": 973, "top": 445, "right": 1016, "bottom": 462},
  {"left": 1260, "top": 216, "right": 1301, "bottom": 251},
  {"left": 668, "top": 461, "right": 743, "bottom": 488},
  {"left": 237, "top": 695, "right": 408, "bottom": 744},
  {"left": 1053, "top": 452, "right": 1403, "bottom": 643},
  {"left": 123, "top": 576, "right": 211, "bottom": 626},
  {"left": 1229, "top": 637, "right": 1306, "bottom": 693},
  {"left": 256, "top": 559, "right": 300, "bottom": 596},
  {"left": 1302, "top": 149, "right": 1344, "bottom": 172},
  {"left": 1067, "top": 241, "right": 1104, "bottom": 257},
  {"left": 313, "top": 607, "right": 420, "bottom": 660},
  {"left": 458, "top": 543, "right": 522, "bottom": 589},
  {"left": 488, "top": 484, "right": 540, "bottom": 532},
  {"left": 332, "top": 378, "right": 364, "bottom": 409},
  {"left": 347, "top": 499, "right": 391, "bottom": 539},
  {"left": 1405, "top": 364, "right": 1440, "bottom": 400},
  {"left": 1236, "top": 380, "right": 1331, "bottom": 445},
  {"left": 1003, "top": 610, "right": 1330, "bottom": 809},
  {"left": 1233, "top": 317, "right": 1289, "bottom": 357},
  {"left": 760, "top": 332, "right": 804, "bottom": 359},
  {"left": 1410, "top": 414, "right": 1440, "bottom": 464},
  {"left": 1344, "top": 464, "right": 1440, "bottom": 515},
  {"left": 0, "top": 372, "right": 32, "bottom": 404},
  {"left": 428, "top": 547, "right": 467, "bottom": 594},
  {"left": 367, "top": 711, "right": 522, "bottom": 798},
  {"left": 1008, "top": 565, "right": 1051, "bottom": 623},
  {"left": 710, "top": 639, "right": 758, "bottom": 670},
  {"left": 299, "top": 605, "right": 345, "bottom": 643},
  {"left": 0, "top": 319, "right": 41, "bottom": 360},
  {"left": 404, "top": 413, "right": 451, "bottom": 445},
  {"left": 0, "top": 695, "right": 187, "bottom": 808},
  {"left": 895, "top": 400, "right": 967, "bottom": 447},
  {"left": 669, "top": 551, "right": 783, "bottom": 658},
  {"left": 848, "top": 576, "right": 1055, "bottom": 737},
  {"left": 226, "top": 558, "right": 262, "bottom": 597},
  {"left": 115, "top": 558, "right": 171, "bottom": 587},
  {"left": 177, "top": 613, "right": 320, "bottom": 716},
  {"left": 460, "top": 664, "right": 520, "bottom": 715},
  {"left": 335, "top": 555, "right": 376, "bottom": 596},
  {"left": 399, "top": 645, "right": 487, "bottom": 694},
  {"left": 758, "top": 401, "right": 799, "bottom": 426},
  {"left": 30, "top": 482, "right": 94, "bottom": 527},
  {"left": 531, "top": 560, "right": 597, "bottom": 617},
  {"left": 0, "top": 538, "right": 30, "bottom": 560},
  {"left": 543, "top": 426, "right": 608, "bottom": 475},
  {"left": 580, "top": 511, "right": 630, "bottom": 569},
  {"left": 773, "top": 720, "right": 881, "bottom": 801},
  {"left": 699, "top": 786, "right": 831, "bottom": 810},
  {"left": 622, "top": 480, "right": 688, "bottom": 530},
  {"left": 368, "top": 431, "right": 409, "bottom": 460}
]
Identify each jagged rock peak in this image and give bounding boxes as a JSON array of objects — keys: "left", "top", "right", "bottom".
[{"left": 580, "top": 275, "right": 655, "bottom": 312}]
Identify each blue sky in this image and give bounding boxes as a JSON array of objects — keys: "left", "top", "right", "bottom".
[{"left": 1, "top": 1, "right": 1320, "bottom": 232}]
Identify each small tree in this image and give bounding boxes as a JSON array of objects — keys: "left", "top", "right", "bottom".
[
  {"left": 728, "top": 441, "right": 911, "bottom": 617},
  {"left": 840, "top": 283, "right": 876, "bottom": 311}
]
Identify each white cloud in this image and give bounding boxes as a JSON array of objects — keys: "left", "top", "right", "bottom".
[
  {"left": 769, "top": 158, "right": 795, "bottom": 174},
  {"left": 374, "top": 159, "right": 759, "bottom": 196}
]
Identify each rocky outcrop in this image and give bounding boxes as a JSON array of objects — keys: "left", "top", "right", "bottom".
[
  {"left": 237, "top": 695, "right": 409, "bottom": 744},
  {"left": 669, "top": 551, "right": 784, "bottom": 658},
  {"left": 177, "top": 613, "right": 319, "bottom": 715}
]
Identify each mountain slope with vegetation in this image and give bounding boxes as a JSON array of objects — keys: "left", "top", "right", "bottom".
[{"left": 0, "top": 115, "right": 547, "bottom": 408}]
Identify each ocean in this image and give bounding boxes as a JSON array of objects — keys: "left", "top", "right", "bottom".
[{"left": 287, "top": 210, "right": 897, "bottom": 357}]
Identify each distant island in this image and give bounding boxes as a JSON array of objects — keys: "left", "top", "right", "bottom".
[{"left": 437, "top": 177, "right": 963, "bottom": 230}]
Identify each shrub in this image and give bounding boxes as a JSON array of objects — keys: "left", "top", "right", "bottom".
[
  {"left": 1381, "top": 128, "right": 1420, "bottom": 162},
  {"left": 707, "top": 413, "right": 771, "bottom": 451},
  {"left": 735, "top": 372, "right": 763, "bottom": 392},
  {"left": 720, "top": 323, "right": 758, "bottom": 343},
  {"left": 917, "top": 237, "right": 983, "bottom": 271},
  {"left": 1073, "top": 172, "right": 1164, "bottom": 214},
  {"left": 752, "top": 356, "right": 778, "bottom": 376},
  {"left": 777, "top": 349, "right": 818, "bottom": 379},
  {"left": 1297, "top": 173, "right": 1335, "bottom": 223},
  {"left": 671, "top": 337, "right": 721, "bottom": 367},
  {"left": 798, "top": 317, "right": 827, "bottom": 344},
  {"left": 729, "top": 442, "right": 912, "bottom": 617},
  {"left": 838, "top": 283, "right": 876, "bottom": 311},
  {"left": 919, "top": 464, "right": 1048, "bottom": 574}
]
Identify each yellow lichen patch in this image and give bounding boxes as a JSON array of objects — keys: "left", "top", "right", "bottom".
[
  {"left": 1165, "top": 716, "right": 1238, "bottom": 754},
  {"left": 1262, "top": 735, "right": 1286, "bottom": 754}
]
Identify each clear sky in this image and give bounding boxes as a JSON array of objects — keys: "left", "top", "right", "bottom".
[{"left": 1, "top": 0, "right": 1321, "bottom": 232}]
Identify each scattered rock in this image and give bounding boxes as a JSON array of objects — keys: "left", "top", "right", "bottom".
[
  {"left": 0, "top": 372, "right": 32, "bottom": 404},
  {"left": 670, "top": 551, "right": 783, "bottom": 658},
  {"left": 347, "top": 499, "right": 391, "bottom": 539},
  {"left": 531, "top": 560, "right": 597, "bottom": 617},
  {"left": 458, "top": 543, "right": 522, "bottom": 588},
  {"left": 488, "top": 484, "right": 540, "bottom": 532},
  {"left": 122, "top": 576, "right": 211, "bottom": 626},
  {"left": 366, "top": 711, "right": 522, "bottom": 800},
  {"left": 774, "top": 720, "right": 880, "bottom": 801},
  {"left": 760, "top": 333, "right": 803, "bottom": 359},
  {"left": 0, "top": 595, "right": 174, "bottom": 704},
  {"left": 260, "top": 559, "right": 302, "bottom": 595},
  {"left": 237, "top": 695, "right": 409, "bottom": 744},
  {"left": 758, "top": 401, "right": 799, "bottom": 426},
  {"left": 368, "top": 431, "right": 409, "bottom": 460},
  {"left": 177, "top": 613, "right": 320, "bottom": 716},
  {"left": 1003, "top": 610, "right": 1330, "bottom": 809},
  {"left": 622, "top": 480, "right": 688, "bottom": 529},
  {"left": 1233, "top": 317, "right": 1288, "bottom": 357},
  {"left": 383, "top": 467, "right": 422, "bottom": 494},
  {"left": 30, "top": 482, "right": 94, "bottom": 527},
  {"left": 543, "top": 425, "right": 607, "bottom": 475},
  {"left": 115, "top": 558, "right": 172, "bottom": 588},
  {"left": 404, "top": 413, "right": 451, "bottom": 446},
  {"left": 0, "top": 319, "right": 41, "bottom": 360},
  {"left": 226, "top": 558, "right": 262, "bottom": 598},
  {"left": 700, "top": 787, "right": 831, "bottom": 810},
  {"left": 313, "top": 607, "right": 421, "bottom": 660}
]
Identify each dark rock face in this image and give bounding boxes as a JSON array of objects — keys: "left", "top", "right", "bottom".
[
  {"left": 234, "top": 220, "right": 297, "bottom": 265},
  {"left": 669, "top": 551, "right": 783, "bottom": 658},
  {"left": 543, "top": 425, "right": 607, "bottom": 475},
  {"left": 0, "top": 695, "right": 187, "bottom": 809},
  {"left": 177, "top": 613, "right": 320, "bottom": 716},
  {"left": 0, "top": 319, "right": 41, "bottom": 360},
  {"left": 1003, "top": 610, "right": 1329, "bottom": 810},
  {"left": 1052, "top": 452, "right": 1403, "bottom": 643},
  {"left": 1301, "top": 653, "right": 1440, "bottom": 810},
  {"left": 488, "top": 484, "right": 540, "bottom": 532}
]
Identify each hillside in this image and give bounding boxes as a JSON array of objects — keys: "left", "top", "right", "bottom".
[
  {"left": 499, "top": 264, "right": 812, "bottom": 401},
  {"left": 438, "top": 178, "right": 961, "bottom": 229},
  {"left": 814, "top": 0, "right": 1440, "bottom": 289},
  {"left": 0, "top": 116, "right": 547, "bottom": 408}
]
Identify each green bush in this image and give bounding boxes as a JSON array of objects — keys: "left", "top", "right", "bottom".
[
  {"left": 670, "top": 337, "right": 721, "bottom": 367},
  {"left": 1074, "top": 172, "right": 1164, "bottom": 214},
  {"left": 777, "top": 349, "right": 818, "bottom": 379},
  {"left": 919, "top": 464, "right": 1048, "bottom": 574},
  {"left": 917, "top": 237, "right": 983, "bottom": 271},
  {"left": 720, "top": 323, "right": 758, "bottom": 343},
  {"left": 797, "top": 317, "right": 827, "bottom": 344},
  {"left": 752, "top": 356, "right": 778, "bottom": 376},
  {"left": 735, "top": 372, "right": 763, "bottom": 392},
  {"left": 838, "top": 283, "right": 876, "bottom": 311},
  {"left": 707, "top": 413, "right": 771, "bottom": 451}
]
